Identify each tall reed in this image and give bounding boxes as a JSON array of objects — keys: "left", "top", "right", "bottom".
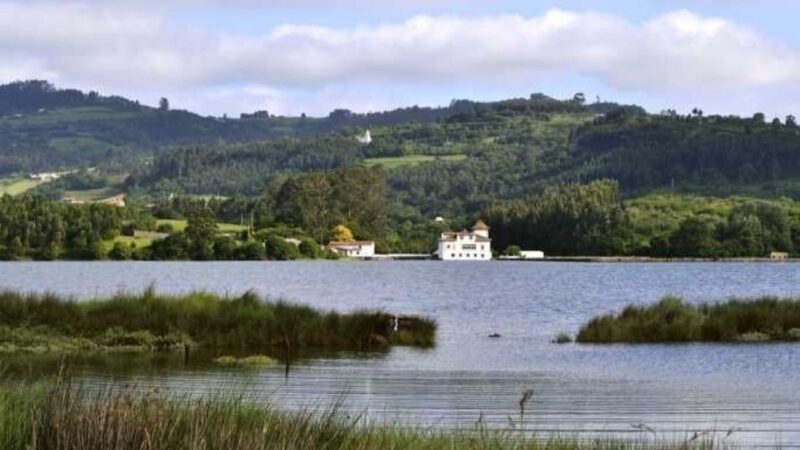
[
  {"left": 0, "top": 379, "right": 728, "bottom": 450},
  {"left": 577, "top": 295, "right": 800, "bottom": 343},
  {"left": 0, "top": 289, "right": 436, "bottom": 353}
]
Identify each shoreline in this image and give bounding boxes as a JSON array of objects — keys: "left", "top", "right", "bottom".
[
  {"left": 0, "top": 255, "right": 796, "bottom": 263},
  {"left": 507, "top": 256, "right": 798, "bottom": 263}
]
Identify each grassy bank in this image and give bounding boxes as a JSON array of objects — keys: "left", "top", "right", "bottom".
[
  {"left": 0, "top": 380, "right": 725, "bottom": 450},
  {"left": 577, "top": 296, "right": 800, "bottom": 343},
  {"left": 0, "top": 289, "right": 436, "bottom": 353}
]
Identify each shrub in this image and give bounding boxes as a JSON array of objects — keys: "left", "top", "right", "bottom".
[
  {"left": 108, "top": 242, "right": 132, "bottom": 260},
  {"left": 264, "top": 235, "right": 300, "bottom": 261},
  {"left": 236, "top": 241, "right": 265, "bottom": 260},
  {"left": 298, "top": 238, "right": 321, "bottom": 259}
]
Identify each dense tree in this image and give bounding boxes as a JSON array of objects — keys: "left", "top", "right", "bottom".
[
  {"left": 108, "top": 242, "right": 133, "bottom": 260},
  {"left": 667, "top": 218, "right": 719, "bottom": 257},
  {"left": 273, "top": 166, "right": 387, "bottom": 242},
  {"left": 184, "top": 209, "right": 218, "bottom": 260},
  {"left": 0, "top": 195, "right": 129, "bottom": 260},
  {"left": 264, "top": 235, "right": 300, "bottom": 260},
  {"left": 482, "top": 180, "right": 627, "bottom": 256}
]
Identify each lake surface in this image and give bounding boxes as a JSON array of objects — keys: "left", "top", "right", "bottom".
[{"left": 2, "top": 261, "right": 800, "bottom": 447}]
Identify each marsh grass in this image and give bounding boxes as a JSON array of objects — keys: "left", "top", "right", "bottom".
[
  {"left": 577, "top": 295, "right": 800, "bottom": 343},
  {"left": 552, "top": 333, "right": 573, "bottom": 344},
  {"left": 0, "top": 379, "right": 729, "bottom": 450},
  {"left": 214, "top": 355, "right": 278, "bottom": 367},
  {"left": 0, "top": 289, "right": 436, "bottom": 354}
]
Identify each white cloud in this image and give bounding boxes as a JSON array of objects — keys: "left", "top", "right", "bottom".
[{"left": 1, "top": 2, "right": 799, "bottom": 114}]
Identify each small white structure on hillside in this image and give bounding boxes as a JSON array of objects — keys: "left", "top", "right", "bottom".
[
  {"left": 327, "top": 241, "right": 375, "bottom": 258},
  {"left": 28, "top": 170, "right": 74, "bottom": 182},
  {"left": 437, "top": 220, "right": 492, "bottom": 261},
  {"left": 101, "top": 194, "right": 126, "bottom": 208},
  {"left": 356, "top": 130, "right": 373, "bottom": 144}
]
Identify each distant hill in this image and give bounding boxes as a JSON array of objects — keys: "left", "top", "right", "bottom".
[
  {"left": 127, "top": 103, "right": 800, "bottom": 220},
  {"left": 0, "top": 80, "right": 637, "bottom": 177},
  {"left": 557, "top": 110, "right": 800, "bottom": 196},
  {"left": 10, "top": 79, "right": 800, "bottom": 222}
]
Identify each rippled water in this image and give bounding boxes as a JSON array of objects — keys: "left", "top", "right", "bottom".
[{"left": 1, "top": 261, "right": 799, "bottom": 446}]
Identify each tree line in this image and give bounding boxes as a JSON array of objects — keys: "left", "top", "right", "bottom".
[{"left": 483, "top": 180, "right": 800, "bottom": 258}]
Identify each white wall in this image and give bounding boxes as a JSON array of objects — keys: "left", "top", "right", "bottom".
[
  {"left": 521, "top": 251, "right": 545, "bottom": 259},
  {"left": 332, "top": 242, "right": 375, "bottom": 258},
  {"left": 437, "top": 234, "right": 491, "bottom": 261}
]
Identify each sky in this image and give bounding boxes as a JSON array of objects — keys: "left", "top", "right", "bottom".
[{"left": 2, "top": 0, "right": 800, "bottom": 118}]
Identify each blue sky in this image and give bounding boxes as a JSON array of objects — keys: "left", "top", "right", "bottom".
[{"left": 2, "top": 1, "right": 800, "bottom": 118}]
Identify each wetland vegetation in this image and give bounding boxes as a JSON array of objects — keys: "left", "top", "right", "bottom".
[
  {"left": 0, "top": 288, "right": 437, "bottom": 354},
  {"left": 576, "top": 296, "right": 800, "bottom": 343}
]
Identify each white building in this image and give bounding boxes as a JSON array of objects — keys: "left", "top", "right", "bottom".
[
  {"left": 520, "top": 250, "right": 545, "bottom": 259},
  {"left": 327, "top": 241, "right": 376, "bottom": 258},
  {"left": 356, "top": 130, "right": 373, "bottom": 144},
  {"left": 437, "top": 220, "right": 492, "bottom": 261}
]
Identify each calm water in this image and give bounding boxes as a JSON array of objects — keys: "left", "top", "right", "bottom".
[{"left": 1, "top": 261, "right": 800, "bottom": 446}]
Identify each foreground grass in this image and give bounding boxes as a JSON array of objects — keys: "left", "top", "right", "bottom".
[
  {"left": 0, "top": 289, "right": 436, "bottom": 353},
  {"left": 577, "top": 296, "right": 800, "bottom": 343},
  {"left": 0, "top": 380, "right": 726, "bottom": 450}
]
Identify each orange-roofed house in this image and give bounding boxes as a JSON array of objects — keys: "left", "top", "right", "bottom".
[{"left": 327, "top": 241, "right": 376, "bottom": 258}]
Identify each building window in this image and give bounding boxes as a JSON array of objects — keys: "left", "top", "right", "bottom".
[
  {"left": 463, "top": 244, "right": 477, "bottom": 250},
  {"left": 451, "top": 254, "right": 455, "bottom": 258}
]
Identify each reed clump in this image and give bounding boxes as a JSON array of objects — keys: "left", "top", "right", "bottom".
[
  {"left": 214, "top": 355, "right": 278, "bottom": 367},
  {"left": 0, "top": 379, "right": 727, "bottom": 450},
  {"left": 0, "top": 289, "right": 436, "bottom": 353},
  {"left": 577, "top": 296, "right": 800, "bottom": 343}
]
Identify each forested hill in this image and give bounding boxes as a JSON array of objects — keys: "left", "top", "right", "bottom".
[
  {"left": 0, "top": 80, "right": 625, "bottom": 175},
  {"left": 560, "top": 110, "right": 800, "bottom": 196},
  {"left": 126, "top": 104, "right": 800, "bottom": 219},
  {"left": 6, "top": 80, "right": 800, "bottom": 220}
]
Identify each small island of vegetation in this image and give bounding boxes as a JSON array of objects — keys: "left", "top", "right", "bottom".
[
  {"left": 0, "top": 288, "right": 436, "bottom": 354},
  {"left": 576, "top": 296, "right": 800, "bottom": 343}
]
